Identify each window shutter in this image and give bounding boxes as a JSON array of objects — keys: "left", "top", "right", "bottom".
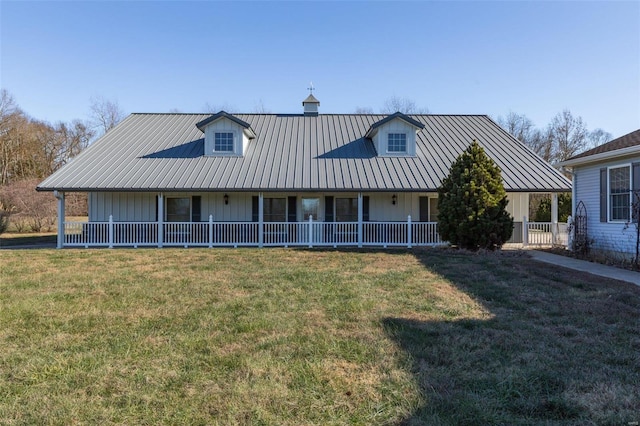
[
  {"left": 252, "top": 196, "right": 259, "bottom": 222},
  {"left": 633, "top": 163, "right": 640, "bottom": 222},
  {"left": 325, "top": 196, "right": 334, "bottom": 222},
  {"left": 288, "top": 197, "right": 297, "bottom": 222},
  {"left": 600, "top": 168, "right": 607, "bottom": 222},
  {"left": 191, "top": 196, "right": 201, "bottom": 222},
  {"left": 419, "top": 197, "right": 429, "bottom": 222},
  {"left": 363, "top": 196, "right": 370, "bottom": 222}
]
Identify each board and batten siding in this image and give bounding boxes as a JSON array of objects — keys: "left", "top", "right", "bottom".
[
  {"left": 89, "top": 191, "right": 529, "bottom": 225},
  {"left": 573, "top": 158, "right": 640, "bottom": 257}
]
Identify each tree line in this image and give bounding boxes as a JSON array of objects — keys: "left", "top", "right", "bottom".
[
  {"left": 0, "top": 89, "right": 124, "bottom": 233},
  {"left": 0, "top": 89, "right": 124, "bottom": 186}
]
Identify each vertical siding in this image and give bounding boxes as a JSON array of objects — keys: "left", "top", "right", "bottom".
[
  {"left": 506, "top": 193, "right": 529, "bottom": 222},
  {"left": 90, "top": 192, "right": 156, "bottom": 221}
]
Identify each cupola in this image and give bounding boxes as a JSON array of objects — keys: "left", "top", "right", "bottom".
[{"left": 302, "top": 94, "right": 320, "bottom": 116}]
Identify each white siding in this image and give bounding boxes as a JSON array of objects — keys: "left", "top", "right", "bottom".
[
  {"left": 89, "top": 192, "right": 157, "bottom": 222},
  {"left": 506, "top": 193, "right": 529, "bottom": 222},
  {"left": 203, "top": 118, "right": 250, "bottom": 157},
  {"left": 372, "top": 119, "right": 417, "bottom": 157},
  {"left": 574, "top": 157, "right": 640, "bottom": 257}
]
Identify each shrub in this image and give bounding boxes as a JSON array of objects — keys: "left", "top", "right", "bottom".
[
  {"left": 0, "top": 209, "right": 9, "bottom": 235},
  {"left": 437, "top": 140, "right": 513, "bottom": 250},
  {"left": 533, "top": 193, "right": 571, "bottom": 222}
]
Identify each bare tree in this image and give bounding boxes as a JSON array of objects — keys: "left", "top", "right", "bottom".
[
  {"left": 496, "top": 112, "right": 552, "bottom": 161},
  {"left": 89, "top": 96, "right": 125, "bottom": 136},
  {"left": 381, "top": 96, "right": 429, "bottom": 114},
  {"left": 588, "top": 128, "right": 613, "bottom": 150},
  {"left": 252, "top": 99, "right": 271, "bottom": 113},
  {"left": 547, "top": 109, "right": 589, "bottom": 162},
  {"left": 203, "top": 102, "right": 237, "bottom": 114},
  {"left": 354, "top": 106, "right": 375, "bottom": 114}
]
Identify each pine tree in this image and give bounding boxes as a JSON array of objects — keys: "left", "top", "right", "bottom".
[{"left": 437, "top": 140, "right": 513, "bottom": 250}]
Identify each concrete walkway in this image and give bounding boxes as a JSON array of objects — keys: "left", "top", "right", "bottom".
[{"left": 527, "top": 250, "right": 640, "bottom": 287}]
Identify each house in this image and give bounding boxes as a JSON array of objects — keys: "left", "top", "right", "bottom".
[
  {"left": 559, "top": 129, "right": 640, "bottom": 259},
  {"left": 37, "top": 94, "right": 571, "bottom": 248}
]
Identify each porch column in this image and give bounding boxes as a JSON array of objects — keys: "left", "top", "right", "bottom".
[
  {"left": 551, "top": 192, "right": 558, "bottom": 245},
  {"left": 357, "top": 192, "right": 363, "bottom": 248},
  {"left": 158, "top": 193, "right": 164, "bottom": 248},
  {"left": 54, "top": 190, "right": 65, "bottom": 249},
  {"left": 258, "top": 192, "right": 264, "bottom": 248}
]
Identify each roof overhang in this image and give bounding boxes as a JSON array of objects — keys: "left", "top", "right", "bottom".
[
  {"left": 196, "top": 111, "right": 256, "bottom": 139},
  {"left": 558, "top": 145, "right": 640, "bottom": 167},
  {"left": 365, "top": 112, "right": 425, "bottom": 139}
]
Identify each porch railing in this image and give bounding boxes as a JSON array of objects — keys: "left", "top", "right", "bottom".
[{"left": 61, "top": 215, "right": 567, "bottom": 249}]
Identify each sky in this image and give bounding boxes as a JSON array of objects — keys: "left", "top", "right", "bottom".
[{"left": 1, "top": 1, "right": 639, "bottom": 138}]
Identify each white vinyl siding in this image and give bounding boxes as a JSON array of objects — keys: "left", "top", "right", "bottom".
[{"left": 573, "top": 158, "right": 640, "bottom": 258}]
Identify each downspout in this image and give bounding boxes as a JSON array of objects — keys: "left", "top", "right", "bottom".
[{"left": 54, "top": 190, "right": 65, "bottom": 249}]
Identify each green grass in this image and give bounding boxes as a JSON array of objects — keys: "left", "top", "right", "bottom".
[{"left": 0, "top": 248, "right": 639, "bottom": 425}]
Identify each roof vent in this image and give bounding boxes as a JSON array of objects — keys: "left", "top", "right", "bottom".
[{"left": 302, "top": 84, "right": 320, "bottom": 116}]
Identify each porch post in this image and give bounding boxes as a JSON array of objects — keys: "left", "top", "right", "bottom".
[
  {"left": 54, "top": 191, "right": 65, "bottom": 249},
  {"left": 357, "top": 192, "right": 363, "bottom": 248},
  {"left": 551, "top": 193, "right": 558, "bottom": 245},
  {"left": 208, "top": 215, "right": 213, "bottom": 248},
  {"left": 258, "top": 192, "right": 264, "bottom": 248},
  {"left": 523, "top": 215, "right": 528, "bottom": 248},
  {"left": 158, "top": 193, "right": 164, "bottom": 248},
  {"left": 407, "top": 215, "right": 412, "bottom": 248}
]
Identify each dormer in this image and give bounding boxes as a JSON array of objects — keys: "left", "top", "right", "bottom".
[
  {"left": 196, "top": 111, "right": 256, "bottom": 157},
  {"left": 365, "top": 112, "right": 425, "bottom": 157}
]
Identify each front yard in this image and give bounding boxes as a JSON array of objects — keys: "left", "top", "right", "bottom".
[{"left": 0, "top": 248, "right": 638, "bottom": 424}]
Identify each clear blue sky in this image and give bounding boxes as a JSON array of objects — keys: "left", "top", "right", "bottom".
[{"left": 1, "top": 1, "right": 639, "bottom": 137}]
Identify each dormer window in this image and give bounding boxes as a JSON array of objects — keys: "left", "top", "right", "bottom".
[
  {"left": 215, "top": 132, "right": 234, "bottom": 152},
  {"left": 365, "top": 112, "right": 424, "bottom": 157},
  {"left": 196, "top": 111, "right": 256, "bottom": 157},
  {"left": 388, "top": 133, "right": 407, "bottom": 153}
]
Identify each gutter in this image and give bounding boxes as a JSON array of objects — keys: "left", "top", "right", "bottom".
[{"left": 559, "top": 146, "right": 640, "bottom": 167}]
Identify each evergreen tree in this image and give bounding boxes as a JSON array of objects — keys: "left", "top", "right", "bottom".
[{"left": 437, "top": 140, "right": 513, "bottom": 250}]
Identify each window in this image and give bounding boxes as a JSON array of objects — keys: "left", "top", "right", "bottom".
[
  {"left": 214, "top": 132, "right": 234, "bottom": 152},
  {"left": 166, "top": 198, "right": 190, "bottom": 222},
  {"left": 336, "top": 198, "right": 358, "bottom": 222},
  {"left": 609, "top": 165, "right": 631, "bottom": 221},
  {"left": 387, "top": 133, "right": 407, "bottom": 153},
  {"left": 264, "top": 198, "right": 286, "bottom": 222}
]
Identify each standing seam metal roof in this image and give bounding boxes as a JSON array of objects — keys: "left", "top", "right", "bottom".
[{"left": 37, "top": 113, "right": 571, "bottom": 192}]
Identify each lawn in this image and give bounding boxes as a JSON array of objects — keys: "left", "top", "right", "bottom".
[{"left": 0, "top": 248, "right": 638, "bottom": 425}]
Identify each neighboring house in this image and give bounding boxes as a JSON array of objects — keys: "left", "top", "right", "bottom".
[
  {"left": 38, "top": 94, "right": 571, "bottom": 248},
  {"left": 560, "top": 129, "right": 640, "bottom": 259}
]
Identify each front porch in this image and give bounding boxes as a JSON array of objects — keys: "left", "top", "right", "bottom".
[{"left": 59, "top": 215, "right": 568, "bottom": 249}]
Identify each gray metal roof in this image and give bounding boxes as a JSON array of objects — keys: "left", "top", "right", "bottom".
[{"left": 37, "top": 113, "right": 571, "bottom": 193}]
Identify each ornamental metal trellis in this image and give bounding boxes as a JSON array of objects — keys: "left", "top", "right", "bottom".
[{"left": 573, "top": 200, "right": 588, "bottom": 255}]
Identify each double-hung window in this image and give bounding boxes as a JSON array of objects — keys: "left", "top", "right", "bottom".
[
  {"left": 166, "top": 198, "right": 190, "bottom": 222},
  {"left": 264, "top": 198, "right": 286, "bottom": 222},
  {"left": 387, "top": 133, "right": 407, "bottom": 153},
  {"left": 214, "top": 132, "right": 234, "bottom": 152},
  {"left": 609, "top": 165, "right": 631, "bottom": 222},
  {"left": 335, "top": 198, "right": 358, "bottom": 222}
]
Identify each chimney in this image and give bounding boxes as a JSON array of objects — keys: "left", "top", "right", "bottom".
[{"left": 302, "top": 93, "right": 320, "bottom": 116}]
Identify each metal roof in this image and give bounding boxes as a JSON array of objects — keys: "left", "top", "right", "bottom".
[{"left": 37, "top": 113, "right": 571, "bottom": 193}]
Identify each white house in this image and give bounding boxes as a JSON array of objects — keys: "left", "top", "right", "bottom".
[
  {"left": 560, "top": 129, "right": 640, "bottom": 259},
  {"left": 37, "top": 94, "right": 571, "bottom": 248}
]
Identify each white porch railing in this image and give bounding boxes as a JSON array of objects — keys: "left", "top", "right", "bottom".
[
  {"left": 523, "top": 218, "right": 568, "bottom": 247},
  {"left": 62, "top": 215, "right": 567, "bottom": 249}
]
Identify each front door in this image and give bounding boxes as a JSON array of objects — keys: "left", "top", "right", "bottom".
[{"left": 302, "top": 197, "right": 322, "bottom": 243}]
